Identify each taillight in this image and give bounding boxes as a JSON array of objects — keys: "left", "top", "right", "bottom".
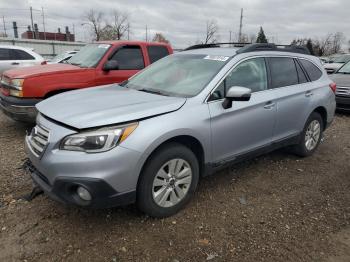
[
  {"left": 41, "top": 61, "right": 47, "bottom": 65},
  {"left": 329, "top": 82, "right": 336, "bottom": 93}
]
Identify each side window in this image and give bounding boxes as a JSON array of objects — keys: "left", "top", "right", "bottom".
[
  {"left": 269, "top": 57, "right": 299, "bottom": 88},
  {"left": 209, "top": 58, "right": 267, "bottom": 101},
  {"left": 0, "top": 48, "right": 11, "bottom": 60},
  {"left": 110, "top": 46, "right": 145, "bottom": 70},
  {"left": 299, "top": 59, "right": 322, "bottom": 81},
  {"left": 295, "top": 59, "right": 308, "bottom": 84},
  {"left": 147, "top": 46, "right": 169, "bottom": 63},
  {"left": 11, "top": 49, "right": 35, "bottom": 60}
]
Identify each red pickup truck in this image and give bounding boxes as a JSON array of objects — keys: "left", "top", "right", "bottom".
[{"left": 0, "top": 41, "right": 173, "bottom": 122}]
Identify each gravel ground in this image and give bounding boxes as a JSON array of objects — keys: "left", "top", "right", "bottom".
[{"left": 0, "top": 111, "right": 349, "bottom": 262}]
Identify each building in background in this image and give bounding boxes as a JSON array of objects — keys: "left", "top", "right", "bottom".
[{"left": 21, "top": 24, "right": 75, "bottom": 42}]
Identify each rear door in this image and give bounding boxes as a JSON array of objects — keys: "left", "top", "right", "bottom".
[
  {"left": 0, "top": 48, "right": 13, "bottom": 74},
  {"left": 267, "top": 57, "right": 313, "bottom": 141},
  {"left": 10, "top": 49, "right": 38, "bottom": 68},
  {"left": 208, "top": 57, "right": 276, "bottom": 163},
  {"left": 95, "top": 45, "right": 145, "bottom": 85}
]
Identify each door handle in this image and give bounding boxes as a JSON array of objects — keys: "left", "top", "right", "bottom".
[
  {"left": 11, "top": 62, "right": 20, "bottom": 65},
  {"left": 305, "top": 91, "right": 313, "bottom": 97},
  {"left": 264, "top": 101, "right": 275, "bottom": 109}
]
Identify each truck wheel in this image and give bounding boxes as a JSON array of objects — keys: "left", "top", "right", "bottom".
[
  {"left": 137, "top": 143, "right": 199, "bottom": 218},
  {"left": 293, "top": 112, "right": 324, "bottom": 157}
]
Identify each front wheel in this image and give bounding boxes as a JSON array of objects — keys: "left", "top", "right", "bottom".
[
  {"left": 137, "top": 143, "right": 199, "bottom": 218},
  {"left": 293, "top": 112, "right": 324, "bottom": 157}
]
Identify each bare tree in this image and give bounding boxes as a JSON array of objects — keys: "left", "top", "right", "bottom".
[
  {"left": 83, "top": 9, "right": 104, "bottom": 41},
  {"left": 331, "top": 32, "right": 345, "bottom": 54},
  {"left": 152, "top": 33, "right": 169, "bottom": 44},
  {"left": 204, "top": 20, "right": 218, "bottom": 44},
  {"left": 110, "top": 10, "right": 129, "bottom": 40}
]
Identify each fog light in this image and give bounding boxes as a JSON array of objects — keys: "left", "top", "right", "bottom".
[{"left": 77, "top": 186, "right": 92, "bottom": 201}]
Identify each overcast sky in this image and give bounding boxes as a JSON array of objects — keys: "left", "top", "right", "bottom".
[{"left": 0, "top": 0, "right": 348, "bottom": 48}]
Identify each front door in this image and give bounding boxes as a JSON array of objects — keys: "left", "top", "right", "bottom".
[
  {"left": 95, "top": 45, "right": 145, "bottom": 85},
  {"left": 208, "top": 57, "right": 276, "bottom": 163}
]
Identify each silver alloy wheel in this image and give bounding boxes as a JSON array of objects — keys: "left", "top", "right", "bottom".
[
  {"left": 305, "top": 120, "right": 321, "bottom": 151},
  {"left": 152, "top": 158, "right": 193, "bottom": 208}
]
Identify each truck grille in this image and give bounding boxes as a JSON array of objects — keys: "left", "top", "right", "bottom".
[
  {"left": 336, "top": 86, "right": 350, "bottom": 97},
  {"left": 27, "top": 125, "right": 50, "bottom": 157}
]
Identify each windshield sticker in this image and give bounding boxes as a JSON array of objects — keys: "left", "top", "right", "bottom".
[
  {"left": 204, "top": 55, "right": 229, "bottom": 62},
  {"left": 98, "top": 44, "right": 110, "bottom": 49}
]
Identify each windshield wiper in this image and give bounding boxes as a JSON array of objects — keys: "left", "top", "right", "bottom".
[{"left": 138, "top": 88, "right": 169, "bottom": 96}]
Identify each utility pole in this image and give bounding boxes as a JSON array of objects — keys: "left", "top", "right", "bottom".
[
  {"left": 127, "top": 22, "right": 130, "bottom": 40},
  {"left": 238, "top": 8, "right": 243, "bottom": 42},
  {"left": 229, "top": 30, "right": 232, "bottom": 46},
  {"left": 145, "top": 25, "right": 148, "bottom": 42},
  {"left": 2, "top": 16, "right": 6, "bottom": 37},
  {"left": 41, "top": 7, "right": 46, "bottom": 40},
  {"left": 30, "top": 6, "right": 35, "bottom": 39}
]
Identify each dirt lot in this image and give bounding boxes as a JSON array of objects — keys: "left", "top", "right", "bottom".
[{"left": 0, "top": 111, "right": 349, "bottom": 262}]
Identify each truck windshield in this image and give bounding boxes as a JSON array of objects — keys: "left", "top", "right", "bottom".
[
  {"left": 124, "top": 54, "right": 229, "bottom": 97},
  {"left": 68, "top": 44, "right": 111, "bottom": 68}
]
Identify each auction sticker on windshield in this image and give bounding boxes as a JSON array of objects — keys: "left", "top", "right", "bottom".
[{"left": 204, "top": 55, "right": 230, "bottom": 62}]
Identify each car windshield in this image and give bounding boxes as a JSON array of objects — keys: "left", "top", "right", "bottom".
[
  {"left": 67, "top": 44, "right": 111, "bottom": 68},
  {"left": 333, "top": 55, "right": 350, "bottom": 63},
  {"left": 50, "top": 53, "right": 69, "bottom": 63},
  {"left": 337, "top": 61, "right": 350, "bottom": 74},
  {"left": 124, "top": 54, "right": 230, "bottom": 97}
]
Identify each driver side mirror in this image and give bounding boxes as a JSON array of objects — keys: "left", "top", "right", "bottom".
[
  {"left": 103, "top": 60, "right": 119, "bottom": 71},
  {"left": 222, "top": 86, "right": 252, "bottom": 109}
]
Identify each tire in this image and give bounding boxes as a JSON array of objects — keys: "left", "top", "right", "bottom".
[
  {"left": 293, "top": 112, "right": 324, "bottom": 157},
  {"left": 137, "top": 143, "right": 199, "bottom": 218}
]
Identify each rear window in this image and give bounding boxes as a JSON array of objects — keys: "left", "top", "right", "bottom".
[
  {"left": 299, "top": 59, "right": 322, "bottom": 81},
  {"left": 11, "top": 49, "right": 35, "bottom": 60},
  {"left": 147, "top": 46, "right": 169, "bottom": 63},
  {"left": 268, "top": 57, "right": 299, "bottom": 88}
]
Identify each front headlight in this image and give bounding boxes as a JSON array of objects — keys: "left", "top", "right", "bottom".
[
  {"left": 10, "top": 78, "right": 24, "bottom": 89},
  {"left": 60, "top": 123, "right": 138, "bottom": 153}
]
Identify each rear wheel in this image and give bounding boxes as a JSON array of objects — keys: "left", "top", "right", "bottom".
[
  {"left": 137, "top": 143, "right": 199, "bottom": 218},
  {"left": 293, "top": 112, "right": 323, "bottom": 157}
]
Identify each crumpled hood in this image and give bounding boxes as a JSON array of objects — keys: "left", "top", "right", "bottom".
[
  {"left": 36, "top": 85, "right": 186, "bottom": 129},
  {"left": 4, "top": 64, "right": 83, "bottom": 78},
  {"left": 329, "top": 73, "right": 350, "bottom": 87}
]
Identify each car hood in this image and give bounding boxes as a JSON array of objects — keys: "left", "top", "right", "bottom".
[
  {"left": 3, "top": 63, "right": 83, "bottom": 78},
  {"left": 329, "top": 73, "right": 350, "bottom": 87},
  {"left": 36, "top": 85, "right": 186, "bottom": 129},
  {"left": 324, "top": 63, "right": 343, "bottom": 70}
]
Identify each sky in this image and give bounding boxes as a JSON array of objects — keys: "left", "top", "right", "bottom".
[{"left": 0, "top": 0, "right": 348, "bottom": 49}]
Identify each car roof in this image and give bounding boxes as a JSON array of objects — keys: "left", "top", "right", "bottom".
[
  {"left": 0, "top": 45, "right": 34, "bottom": 51},
  {"left": 96, "top": 40, "right": 171, "bottom": 47},
  {"left": 180, "top": 47, "right": 239, "bottom": 57}
]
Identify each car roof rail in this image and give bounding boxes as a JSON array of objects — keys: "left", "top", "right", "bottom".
[
  {"left": 236, "top": 43, "right": 311, "bottom": 55},
  {"left": 184, "top": 42, "right": 251, "bottom": 51}
]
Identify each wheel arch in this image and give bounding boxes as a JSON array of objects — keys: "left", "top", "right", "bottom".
[
  {"left": 137, "top": 135, "right": 207, "bottom": 188},
  {"left": 312, "top": 106, "right": 328, "bottom": 130}
]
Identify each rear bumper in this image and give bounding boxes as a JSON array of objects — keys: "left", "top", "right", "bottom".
[
  {"left": 336, "top": 95, "right": 350, "bottom": 111},
  {"left": 0, "top": 93, "right": 41, "bottom": 122}
]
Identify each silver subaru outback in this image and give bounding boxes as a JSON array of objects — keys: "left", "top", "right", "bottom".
[{"left": 25, "top": 43, "right": 336, "bottom": 217}]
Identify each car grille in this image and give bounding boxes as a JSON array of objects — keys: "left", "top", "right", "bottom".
[
  {"left": 27, "top": 125, "right": 50, "bottom": 157},
  {"left": 336, "top": 86, "right": 350, "bottom": 97}
]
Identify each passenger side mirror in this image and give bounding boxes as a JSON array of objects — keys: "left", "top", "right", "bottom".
[
  {"left": 222, "top": 86, "right": 252, "bottom": 109},
  {"left": 103, "top": 60, "right": 119, "bottom": 71}
]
